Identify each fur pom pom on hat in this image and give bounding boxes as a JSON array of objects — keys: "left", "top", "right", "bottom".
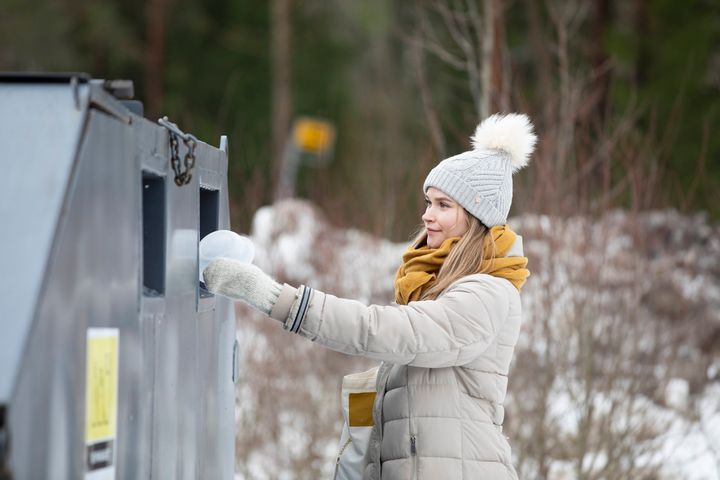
[{"left": 423, "top": 113, "right": 537, "bottom": 227}]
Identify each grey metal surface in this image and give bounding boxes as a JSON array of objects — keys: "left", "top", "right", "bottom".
[
  {"left": 2, "top": 78, "right": 236, "bottom": 479},
  {"left": 197, "top": 137, "right": 236, "bottom": 480},
  {"left": 10, "top": 108, "right": 137, "bottom": 478},
  {"left": 0, "top": 82, "right": 89, "bottom": 402},
  {"left": 154, "top": 123, "right": 201, "bottom": 480}
]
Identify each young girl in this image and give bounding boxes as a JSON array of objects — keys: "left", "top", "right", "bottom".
[{"left": 204, "top": 113, "right": 535, "bottom": 480}]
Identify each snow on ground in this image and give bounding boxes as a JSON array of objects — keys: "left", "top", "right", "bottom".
[
  {"left": 235, "top": 200, "right": 720, "bottom": 479},
  {"left": 650, "top": 382, "right": 720, "bottom": 479}
]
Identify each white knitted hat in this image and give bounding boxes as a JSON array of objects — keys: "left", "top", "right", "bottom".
[{"left": 423, "top": 113, "right": 537, "bottom": 227}]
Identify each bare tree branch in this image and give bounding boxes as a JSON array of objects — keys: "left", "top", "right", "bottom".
[{"left": 411, "top": 36, "right": 447, "bottom": 157}]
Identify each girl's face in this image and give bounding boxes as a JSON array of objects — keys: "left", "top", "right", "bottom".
[{"left": 422, "top": 187, "right": 469, "bottom": 248}]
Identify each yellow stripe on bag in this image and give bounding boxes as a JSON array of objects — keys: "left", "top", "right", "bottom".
[{"left": 348, "top": 392, "right": 376, "bottom": 427}]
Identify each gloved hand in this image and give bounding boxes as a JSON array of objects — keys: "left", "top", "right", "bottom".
[{"left": 203, "top": 258, "right": 282, "bottom": 315}]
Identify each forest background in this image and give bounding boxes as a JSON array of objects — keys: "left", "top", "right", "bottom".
[
  {"left": 2, "top": 0, "right": 719, "bottom": 234},
  {"left": 3, "top": 0, "right": 719, "bottom": 478}
]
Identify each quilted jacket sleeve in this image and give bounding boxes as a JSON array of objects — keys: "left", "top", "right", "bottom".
[{"left": 269, "top": 274, "right": 515, "bottom": 368}]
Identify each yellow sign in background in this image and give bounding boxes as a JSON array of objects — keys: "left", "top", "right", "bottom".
[
  {"left": 293, "top": 118, "right": 335, "bottom": 155},
  {"left": 85, "top": 329, "right": 119, "bottom": 443}
]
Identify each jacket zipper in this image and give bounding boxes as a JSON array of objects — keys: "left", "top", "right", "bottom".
[
  {"left": 333, "top": 437, "right": 353, "bottom": 480},
  {"left": 410, "top": 435, "right": 418, "bottom": 479},
  {"left": 407, "top": 366, "right": 418, "bottom": 479},
  {"left": 375, "top": 364, "right": 390, "bottom": 475}
]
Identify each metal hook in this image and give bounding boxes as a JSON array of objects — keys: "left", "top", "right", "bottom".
[{"left": 158, "top": 116, "right": 198, "bottom": 145}]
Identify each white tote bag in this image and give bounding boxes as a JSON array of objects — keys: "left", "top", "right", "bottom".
[{"left": 333, "top": 366, "right": 379, "bottom": 480}]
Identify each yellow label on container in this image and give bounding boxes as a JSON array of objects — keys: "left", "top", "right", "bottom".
[{"left": 85, "top": 329, "right": 119, "bottom": 443}]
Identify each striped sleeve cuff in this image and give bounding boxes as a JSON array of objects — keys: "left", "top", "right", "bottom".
[
  {"left": 286, "top": 285, "right": 313, "bottom": 334},
  {"left": 269, "top": 284, "right": 313, "bottom": 334}
]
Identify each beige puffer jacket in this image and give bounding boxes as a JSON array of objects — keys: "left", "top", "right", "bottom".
[{"left": 270, "top": 273, "right": 522, "bottom": 480}]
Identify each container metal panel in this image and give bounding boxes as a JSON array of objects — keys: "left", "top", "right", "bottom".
[
  {"left": 3, "top": 78, "right": 236, "bottom": 479},
  {"left": 9, "top": 109, "right": 137, "bottom": 478},
  {"left": 0, "top": 83, "right": 89, "bottom": 402}
]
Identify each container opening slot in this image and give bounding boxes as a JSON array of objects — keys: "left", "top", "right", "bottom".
[
  {"left": 142, "top": 174, "right": 166, "bottom": 295},
  {"left": 199, "top": 188, "right": 219, "bottom": 241},
  {"left": 199, "top": 188, "right": 219, "bottom": 296}
]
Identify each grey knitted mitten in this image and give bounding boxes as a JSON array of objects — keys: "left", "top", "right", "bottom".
[{"left": 203, "top": 258, "right": 282, "bottom": 315}]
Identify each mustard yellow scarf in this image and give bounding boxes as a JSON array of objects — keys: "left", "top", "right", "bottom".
[{"left": 394, "top": 225, "right": 530, "bottom": 304}]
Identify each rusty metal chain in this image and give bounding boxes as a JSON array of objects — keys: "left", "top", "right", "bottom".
[{"left": 158, "top": 116, "right": 197, "bottom": 186}]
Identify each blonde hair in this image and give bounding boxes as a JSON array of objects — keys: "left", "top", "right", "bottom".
[{"left": 410, "top": 214, "right": 495, "bottom": 300}]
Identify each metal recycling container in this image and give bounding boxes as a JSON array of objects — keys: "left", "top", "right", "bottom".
[{"left": 0, "top": 73, "right": 237, "bottom": 480}]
